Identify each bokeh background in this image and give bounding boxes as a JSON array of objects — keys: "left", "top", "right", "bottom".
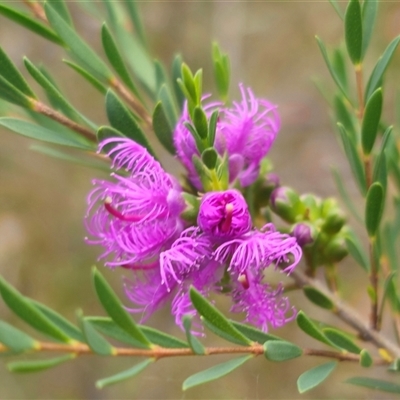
[{"left": 1, "top": 1, "right": 400, "bottom": 398}]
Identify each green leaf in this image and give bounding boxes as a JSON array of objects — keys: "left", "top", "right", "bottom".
[
  {"left": 45, "top": 3, "right": 112, "bottom": 81},
  {"left": 344, "top": 229, "right": 369, "bottom": 271},
  {"left": 96, "top": 359, "right": 154, "bottom": 389},
  {"left": 0, "top": 117, "right": 91, "bottom": 149},
  {"left": 365, "top": 182, "right": 384, "bottom": 237},
  {"left": 365, "top": 36, "right": 400, "bottom": 101},
  {"left": 334, "top": 95, "right": 355, "bottom": 141},
  {"left": 297, "top": 362, "right": 337, "bottom": 393},
  {"left": 331, "top": 168, "right": 363, "bottom": 223},
  {"left": 328, "top": 0, "right": 343, "bottom": 19},
  {"left": 373, "top": 125, "right": 392, "bottom": 185},
  {"left": 322, "top": 328, "right": 361, "bottom": 353},
  {"left": 0, "top": 4, "right": 63, "bottom": 45},
  {"left": 101, "top": 23, "right": 140, "bottom": 98},
  {"left": 139, "top": 325, "right": 189, "bottom": 349},
  {"left": 346, "top": 377, "right": 400, "bottom": 393},
  {"left": 183, "top": 316, "right": 205, "bottom": 355},
  {"left": 79, "top": 315, "right": 115, "bottom": 356},
  {"left": 8, "top": 354, "right": 75, "bottom": 373},
  {"left": 264, "top": 341, "right": 302, "bottom": 362},
  {"left": 152, "top": 102, "right": 175, "bottom": 154},
  {"left": 359, "top": 349, "right": 373, "bottom": 367},
  {"left": 0, "top": 75, "right": 33, "bottom": 108},
  {"left": 315, "top": 36, "right": 349, "bottom": 101},
  {"left": 158, "top": 84, "right": 178, "bottom": 128},
  {"left": 171, "top": 54, "right": 185, "bottom": 110},
  {"left": 24, "top": 57, "right": 96, "bottom": 130},
  {"left": 202, "top": 148, "right": 218, "bottom": 170},
  {"left": 63, "top": 60, "right": 107, "bottom": 95},
  {"left": 296, "top": 311, "right": 335, "bottom": 348},
  {"left": 87, "top": 317, "right": 148, "bottom": 348},
  {"left": 332, "top": 48, "right": 348, "bottom": 92},
  {"left": 0, "top": 320, "right": 38, "bottom": 353},
  {"left": 193, "top": 107, "right": 208, "bottom": 140},
  {"left": 337, "top": 123, "right": 366, "bottom": 195},
  {"left": 0, "top": 46, "right": 36, "bottom": 98},
  {"left": 344, "top": 0, "right": 363, "bottom": 64},
  {"left": 361, "top": 0, "right": 378, "bottom": 58},
  {"left": 92, "top": 267, "right": 151, "bottom": 348},
  {"left": 182, "top": 355, "right": 253, "bottom": 391},
  {"left": 0, "top": 276, "right": 71, "bottom": 343},
  {"left": 97, "top": 125, "right": 126, "bottom": 154},
  {"left": 124, "top": 0, "right": 147, "bottom": 48},
  {"left": 361, "top": 88, "right": 383, "bottom": 155},
  {"left": 231, "top": 321, "right": 281, "bottom": 344},
  {"left": 303, "top": 287, "right": 334, "bottom": 310},
  {"left": 30, "top": 299, "right": 84, "bottom": 343},
  {"left": 208, "top": 110, "right": 219, "bottom": 147},
  {"left": 105, "top": 90, "right": 153, "bottom": 155},
  {"left": 48, "top": 0, "right": 73, "bottom": 26},
  {"left": 189, "top": 287, "right": 251, "bottom": 346}
]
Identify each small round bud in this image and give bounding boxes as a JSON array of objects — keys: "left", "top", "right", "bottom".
[
  {"left": 292, "top": 222, "right": 315, "bottom": 247},
  {"left": 321, "top": 210, "right": 346, "bottom": 235},
  {"left": 323, "top": 236, "right": 349, "bottom": 263},
  {"left": 270, "top": 186, "right": 304, "bottom": 223},
  {"left": 198, "top": 189, "right": 251, "bottom": 239}
]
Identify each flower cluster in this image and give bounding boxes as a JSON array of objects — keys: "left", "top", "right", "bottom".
[
  {"left": 174, "top": 84, "right": 280, "bottom": 188},
  {"left": 86, "top": 86, "right": 302, "bottom": 333}
]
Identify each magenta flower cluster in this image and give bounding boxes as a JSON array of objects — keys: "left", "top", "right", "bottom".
[
  {"left": 174, "top": 84, "right": 280, "bottom": 188},
  {"left": 85, "top": 85, "right": 302, "bottom": 333}
]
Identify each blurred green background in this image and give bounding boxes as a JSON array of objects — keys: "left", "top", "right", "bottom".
[{"left": 0, "top": 1, "right": 399, "bottom": 398}]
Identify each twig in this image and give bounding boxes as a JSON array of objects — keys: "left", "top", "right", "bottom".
[
  {"left": 32, "top": 100, "right": 97, "bottom": 143},
  {"left": 289, "top": 268, "right": 400, "bottom": 359},
  {"left": 0, "top": 342, "right": 390, "bottom": 365}
]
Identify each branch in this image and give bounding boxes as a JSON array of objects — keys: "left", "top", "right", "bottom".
[
  {"left": 0, "top": 342, "right": 389, "bottom": 365},
  {"left": 289, "top": 268, "right": 400, "bottom": 359}
]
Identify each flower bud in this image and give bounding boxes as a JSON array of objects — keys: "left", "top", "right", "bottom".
[
  {"left": 323, "top": 236, "right": 349, "bottom": 263},
  {"left": 270, "top": 186, "right": 304, "bottom": 223},
  {"left": 300, "top": 194, "right": 321, "bottom": 221},
  {"left": 321, "top": 210, "right": 346, "bottom": 235},
  {"left": 292, "top": 222, "right": 315, "bottom": 247},
  {"left": 198, "top": 189, "right": 251, "bottom": 239}
]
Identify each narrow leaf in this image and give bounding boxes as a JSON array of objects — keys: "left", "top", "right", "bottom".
[
  {"left": 8, "top": 354, "right": 74, "bottom": 373},
  {"left": 0, "top": 276, "right": 71, "bottom": 343},
  {"left": 47, "top": 0, "right": 73, "bottom": 26},
  {"left": 365, "top": 182, "right": 384, "bottom": 237},
  {"left": 0, "top": 321, "right": 38, "bottom": 353},
  {"left": 315, "top": 36, "right": 349, "bottom": 101},
  {"left": 80, "top": 315, "right": 115, "bottom": 356},
  {"left": 322, "top": 328, "right": 361, "bottom": 353},
  {"left": 158, "top": 84, "right": 178, "bottom": 128},
  {"left": 189, "top": 287, "right": 251, "bottom": 346},
  {"left": 328, "top": 0, "right": 343, "bottom": 19},
  {"left": 231, "top": 321, "right": 281, "bottom": 344},
  {"left": 45, "top": 3, "right": 112, "bottom": 80},
  {"left": 139, "top": 325, "right": 189, "bottom": 348},
  {"left": 152, "top": 102, "right": 175, "bottom": 154},
  {"left": 182, "top": 355, "right": 253, "bottom": 391},
  {"left": 183, "top": 316, "right": 205, "bottom": 355},
  {"left": 96, "top": 359, "right": 154, "bottom": 389},
  {"left": 297, "top": 362, "right": 337, "bottom": 393},
  {"left": 303, "top": 287, "right": 334, "bottom": 310},
  {"left": 345, "top": 0, "right": 363, "bottom": 64},
  {"left": 63, "top": 60, "right": 107, "bottom": 95},
  {"left": 0, "top": 4, "right": 63, "bottom": 45},
  {"left": 264, "top": 341, "right": 302, "bottom": 361},
  {"left": 124, "top": 0, "right": 147, "bottom": 48},
  {"left": 92, "top": 267, "right": 151, "bottom": 348},
  {"left": 365, "top": 36, "right": 400, "bottom": 101},
  {"left": 0, "top": 76, "right": 33, "bottom": 108},
  {"left": 296, "top": 311, "right": 336, "bottom": 348},
  {"left": 362, "top": 0, "right": 379, "bottom": 58},
  {"left": 361, "top": 88, "right": 383, "bottom": 155},
  {"left": 105, "top": 90, "right": 153, "bottom": 155},
  {"left": 171, "top": 54, "right": 185, "bottom": 110},
  {"left": 30, "top": 299, "right": 84, "bottom": 343},
  {"left": 101, "top": 23, "right": 140, "bottom": 98},
  {"left": 344, "top": 229, "right": 369, "bottom": 271},
  {"left": 0, "top": 46, "right": 36, "bottom": 98},
  {"left": 346, "top": 377, "right": 400, "bottom": 393},
  {"left": 337, "top": 123, "right": 366, "bottom": 195},
  {"left": 0, "top": 117, "right": 92, "bottom": 149}
]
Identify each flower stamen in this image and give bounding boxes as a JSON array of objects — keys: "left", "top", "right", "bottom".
[
  {"left": 104, "top": 196, "right": 144, "bottom": 222},
  {"left": 220, "top": 203, "right": 234, "bottom": 233}
]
